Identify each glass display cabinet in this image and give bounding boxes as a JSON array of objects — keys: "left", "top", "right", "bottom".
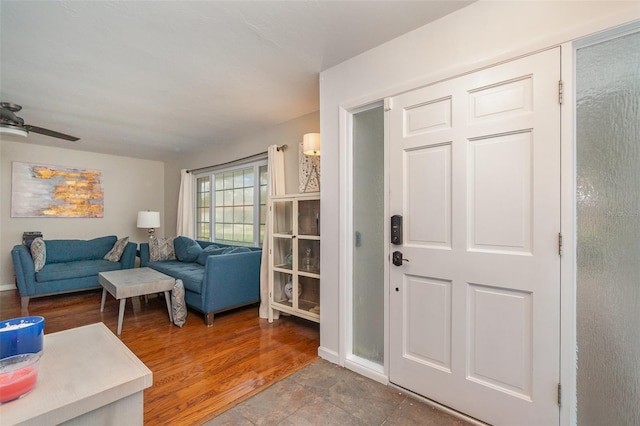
[{"left": 268, "top": 193, "right": 320, "bottom": 323}]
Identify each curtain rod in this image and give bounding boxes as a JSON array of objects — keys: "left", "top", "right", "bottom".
[{"left": 187, "top": 144, "right": 287, "bottom": 174}]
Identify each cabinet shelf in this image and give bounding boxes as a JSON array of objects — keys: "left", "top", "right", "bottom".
[
  {"left": 271, "top": 300, "right": 320, "bottom": 322},
  {"left": 274, "top": 264, "right": 292, "bottom": 271},
  {"left": 297, "top": 235, "right": 320, "bottom": 241},
  {"left": 269, "top": 194, "right": 320, "bottom": 324},
  {"left": 298, "top": 269, "right": 320, "bottom": 277}
]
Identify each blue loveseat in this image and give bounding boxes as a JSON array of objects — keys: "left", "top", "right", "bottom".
[
  {"left": 139, "top": 238, "right": 261, "bottom": 326},
  {"left": 11, "top": 236, "right": 136, "bottom": 309}
]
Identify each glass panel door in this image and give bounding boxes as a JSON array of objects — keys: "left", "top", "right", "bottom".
[
  {"left": 352, "top": 106, "right": 385, "bottom": 365},
  {"left": 576, "top": 26, "right": 640, "bottom": 426}
]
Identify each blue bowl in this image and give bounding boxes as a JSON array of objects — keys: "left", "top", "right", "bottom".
[{"left": 0, "top": 317, "right": 45, "bottom": 359}]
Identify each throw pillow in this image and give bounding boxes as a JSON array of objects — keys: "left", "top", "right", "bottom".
[
  {"left": 149, "top": 236, "right": 176, "bottom": 261},
  {"left": 104, "top": 236, "right": 129, "bottom": 262},
  {"left": 173, "top": 236, "right": 202, "bottom": 262},
  {"left": 171, "top": 279, "right": 187, "bottom": 328},
  {"left": 196, "top": 246, "right": 225, "bottom": 265},
  {"left": 30, "top": 237, "right": 46, "bottom": 272}
]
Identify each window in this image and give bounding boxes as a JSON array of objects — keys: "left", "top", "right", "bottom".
[{"left": 195, "top": 161, "right": 267, "bottom": 247}]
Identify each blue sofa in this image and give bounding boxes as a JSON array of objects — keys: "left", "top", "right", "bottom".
[
  {"left": 139, "top": 238, "right": 261, "bottom": 326},
  {"left": 11, "top": 236, "right": 136, "bottom": 309}
]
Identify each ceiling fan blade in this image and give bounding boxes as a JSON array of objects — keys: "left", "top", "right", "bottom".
[{"left": 25, "top": 125, "right": 80, "bottom": 141}]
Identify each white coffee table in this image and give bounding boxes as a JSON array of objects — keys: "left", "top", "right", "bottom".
[{"left": 99, "top": 267, "right": 175, "bottom": 335}]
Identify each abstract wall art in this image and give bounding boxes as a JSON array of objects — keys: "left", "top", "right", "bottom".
[
  {"left": 11, "top": 161, "right": 104, "bottom": 218},
  {"left": 298, "top": 142, "right": 320, "bottom": 193}
]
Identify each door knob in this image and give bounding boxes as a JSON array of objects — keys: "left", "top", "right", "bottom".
[{"left": 392, "top": 251, "right": 409, "bottom": 266}]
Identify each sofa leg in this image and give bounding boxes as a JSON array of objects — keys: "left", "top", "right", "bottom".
[
  {"left": 21, "top": 297, "right": 30, "bottom": 309},
  {"left": 204, "top": 312, "right": 214, "bottom": 326}
]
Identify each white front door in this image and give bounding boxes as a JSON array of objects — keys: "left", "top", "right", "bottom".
[{"left": 389, "top": 48, "right": 561, "bottom": 425}]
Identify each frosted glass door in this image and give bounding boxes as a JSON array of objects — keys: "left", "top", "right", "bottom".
[
  {"left": 352, "top": 106, "right": 384, "bottom": 364},
  {"left": 576, "top": 26, "right": 640, "bottom": 426}
]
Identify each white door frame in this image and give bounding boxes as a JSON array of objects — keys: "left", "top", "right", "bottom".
[
  {"left": 335, "top": 20, "right": 639, "bottom": 426},
  {"left": 339, "top": 100, "right": 390, "bottom": 384},
  {"left": 559, "top": 41, "right": 577, "bottom": 426}
]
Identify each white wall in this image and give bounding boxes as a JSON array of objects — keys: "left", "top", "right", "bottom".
[
  {"left": 318, "top": 0, "right": 639, "bottom": 365},
  {"left": 0, "top": 139, "right": 164, "bottom": 287},
  {"left": 164, "top": 111, "right": 319, "bottom": 237}
]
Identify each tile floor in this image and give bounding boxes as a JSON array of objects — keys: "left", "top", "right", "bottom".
[{"left": 207, "top": 359, "right": 473, "bottom": 425}]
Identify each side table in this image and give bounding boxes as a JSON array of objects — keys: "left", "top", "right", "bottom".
[{"left": 99, "top": 267, "right": 175, "bottom": 335}]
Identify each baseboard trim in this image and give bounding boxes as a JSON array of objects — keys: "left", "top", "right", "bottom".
[
  {"left": 345, "top": 357, "right": 388, "bottom": 385},
  {"left": 0, "top": 284, "right": 17, "bottom": 292},
  {"left": 317, "top": 346, "right": 340, "bottom": 365}
]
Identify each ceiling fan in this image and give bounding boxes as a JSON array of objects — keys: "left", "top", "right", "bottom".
[{"left": 0, "top": 102, "right": 80, "bottom": 141}]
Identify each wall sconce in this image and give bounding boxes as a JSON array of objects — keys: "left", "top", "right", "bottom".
[
  {"left": 302, "top": 133, "right": 320, "bottom": 192},
  {"left": 137, "top": 211, "right": 160, "bottom": 237}
]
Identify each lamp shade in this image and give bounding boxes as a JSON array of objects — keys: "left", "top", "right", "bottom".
[
  {"left": 302, "top": 133, "right": 320, "bottom": 156},
  {"left": 137, "top": 211, "right": 160, "bottom": 228}
]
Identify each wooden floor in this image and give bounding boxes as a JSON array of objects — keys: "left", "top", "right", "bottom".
[{"left": 0, "top": 289, "right": 320, "bottom": 425}]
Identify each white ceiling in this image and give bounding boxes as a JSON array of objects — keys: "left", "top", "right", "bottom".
[{"left": 1, "top": 1, "right": 472, "bottom": 161}]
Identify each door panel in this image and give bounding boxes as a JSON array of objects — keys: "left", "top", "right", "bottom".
[
  {"left": 406, "top": 144, "right": 452, "bottom": 247},
  {"left": 468, "top": 75, "right": 533, "bottom": 121},
  {"left": 468, "top": 131, "right": 532, "bottom": 253},
  {"left": 404, "top": 275, "right": 452, "bottom": 371},
  {"left": 404, "top": 96, "right": 453, "bottom": 136},
  {"left": 467, "top": 284, "right": 533, "bottom": 399},
  {"left": 389, "top": 48, "right": 561, "bottom": 425}
]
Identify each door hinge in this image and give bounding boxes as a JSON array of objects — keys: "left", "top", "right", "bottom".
[
  {"left": 558, "top": 232, "right": 563, "bottom": 256},
  {"left": 384, "top": 97, "right": 393, "bottom": 111},
  {"left": 558, "top": 80, "right": 564, "bottom": 105},
  {"left": 557, "top": 383, "right": 562, "bottom": 406}
]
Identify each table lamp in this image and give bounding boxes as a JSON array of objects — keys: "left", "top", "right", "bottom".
[{"left": 137, "top": 211, "right": 160, "bottom": 237}]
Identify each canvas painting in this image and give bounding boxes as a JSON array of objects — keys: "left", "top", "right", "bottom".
[{"left": 11, "top": 161, "right": 104, "bottom": 218}]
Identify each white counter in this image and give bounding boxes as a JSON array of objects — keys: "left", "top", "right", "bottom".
[{"left": 0, "top": 322, "right": 152, "bottom": 426}]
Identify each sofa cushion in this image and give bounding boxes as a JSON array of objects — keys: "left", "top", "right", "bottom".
[
  {"left": 201, "top": 243, "right": 221, "bottom": 251},
  {"left": 221, "top": 246, "right": 252, "bottom": 255},
  {"left": 174, "top": 236, "right": 203, "bottom": 262},
  {"left": 104, "top": 236, "right": 129, "bottom": 262},
  {"left": 46, "top": 236, "right": 117, "bottom": 264},
  {"left": 30, "top": 238, "right": 46, "bottom": 272},
  {"left": 150, "top": 237, "right": 176, "bottom": 261},
  {"left": 147, "top": 260, "right": 204, "bottom": 294},
  {"left": 36, "top": 259, "right": 121, "bottom": 282},
  {"left": 196, "top": 246, "right": 225, "bottom": 266},
  {"left": 198, "top": 241, "right": 221, "bottom": 249}
]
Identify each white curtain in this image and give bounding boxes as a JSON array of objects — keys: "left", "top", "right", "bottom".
[
  {"left": 176, "top": 169, "right": 195, "bottom": 238},
  {"left": 259, "top": 145, "right": 286, "bottom": 319}
]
